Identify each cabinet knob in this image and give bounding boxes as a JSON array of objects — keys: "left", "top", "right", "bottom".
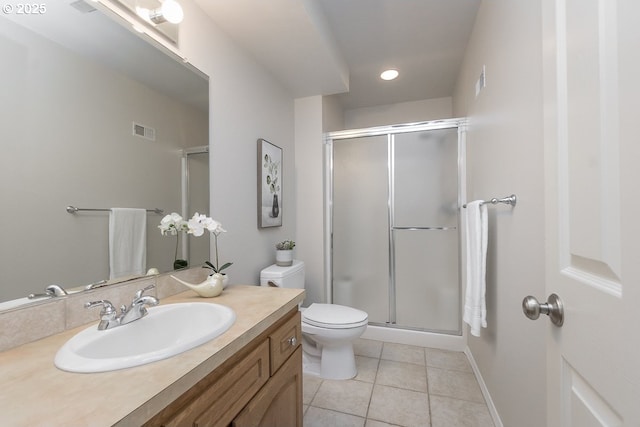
[{"left": 287, "top": 337, "right": 297, "bottom": 347}]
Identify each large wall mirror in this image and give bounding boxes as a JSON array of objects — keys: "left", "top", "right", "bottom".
[{"left": 0, "top": 1, "right": 209, "bottom": 306}]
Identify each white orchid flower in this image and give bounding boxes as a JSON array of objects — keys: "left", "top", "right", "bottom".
[
  {"left": 187, "top": 213, "right": 214, "bottom": 237},
  {"left": 158, "top": 212, "right": 187, "bottom": 235},
  {"left": 206, "top": 219, "right": 226, "bottom": 236}
]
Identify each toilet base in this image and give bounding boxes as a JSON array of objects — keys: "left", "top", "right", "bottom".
[{"left": 301, "top": 336, "right": 357, "bottom": 380}]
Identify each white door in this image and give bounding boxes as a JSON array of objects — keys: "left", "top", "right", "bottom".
[{"left": 542, "top": 0, "right": 640, "bottom": 426}]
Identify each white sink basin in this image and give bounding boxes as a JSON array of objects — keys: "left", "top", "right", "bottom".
[{"left": 55, "top": 302, "right": 235, "bottom": 373}]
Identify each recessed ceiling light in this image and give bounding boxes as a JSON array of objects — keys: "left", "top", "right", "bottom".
[{"left": 380, "top": 69, "right": 399, "bottom": 81}]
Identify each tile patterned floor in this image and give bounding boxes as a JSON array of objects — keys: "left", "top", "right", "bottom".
[{"left": 303, "top": 339, "right": 495, "bottom": 427}]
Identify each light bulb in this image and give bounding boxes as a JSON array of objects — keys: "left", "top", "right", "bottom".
[{"left": 161, "top": 0, "right": 183, "bottom": 24}]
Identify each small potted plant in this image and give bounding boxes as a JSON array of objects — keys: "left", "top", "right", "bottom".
[
  {"left": 158, "top": 212, "right": 190, "bottom": 269},
  {"left": 275, "top": 240, "right": 295, "bottom": 266}
]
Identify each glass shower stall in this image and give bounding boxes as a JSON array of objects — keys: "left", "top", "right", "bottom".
[{"left": 325, "top": 119, "right": 466, "bottom": 335}]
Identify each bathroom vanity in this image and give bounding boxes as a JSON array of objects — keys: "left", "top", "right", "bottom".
[{"left": 0, "top": 285, "right": 304, "bottom": 426}]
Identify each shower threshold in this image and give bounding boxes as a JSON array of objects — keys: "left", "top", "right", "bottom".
[{"left": 362, "top": 324, "right": 465, "bottom": 352}]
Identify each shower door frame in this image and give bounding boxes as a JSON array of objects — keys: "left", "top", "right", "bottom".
[{"left": 324, "top": 118, "right": 467, "bottom": 334}]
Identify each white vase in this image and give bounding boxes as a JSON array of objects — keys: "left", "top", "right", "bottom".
[
  {"left": 171, "top": 273, "right": 225, "bottom": 298},
  {"left": 276, "top": 250, "right": 293, "bottom": 266}
]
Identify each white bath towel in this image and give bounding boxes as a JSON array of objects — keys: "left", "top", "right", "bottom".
[
  {"left": 463, "top": 200, "right": 488, "bottom": 337},
  {"left": 109, "top": 208, "right": 147, "bottom": 279}
]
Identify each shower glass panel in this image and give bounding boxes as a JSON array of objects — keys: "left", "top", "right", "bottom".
[
  {"left": 392, "top": 129, "right": 459, "bottom": 332},
  {"left": 329, "top": 120, "right": 464, "bottom": 335},
  {"left": 332, "top": 135, "right": 389, "bottom": 324},
  {"left": 393, "top": 129, "right": 459, "bottom": 228},
  {"left": 394, "top": 230, "right": 459, "bottom": 332}
]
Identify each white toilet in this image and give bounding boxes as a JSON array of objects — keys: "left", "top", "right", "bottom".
[{"left": 260, "top": 260, "right": 368, "bottom": 380}]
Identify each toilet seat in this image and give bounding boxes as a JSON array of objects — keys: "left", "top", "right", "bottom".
[{"left": 302, "top": 303, "right": 368, "bottom": 329}]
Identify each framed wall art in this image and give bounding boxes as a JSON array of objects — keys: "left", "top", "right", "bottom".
[{"left": 257, "top": 138, "right": 282, "bottom": 228}]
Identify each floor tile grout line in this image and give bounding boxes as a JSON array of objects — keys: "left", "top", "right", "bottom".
[
  {"left": 426, "top": 364, "right": 474, "bottom": 374},
  {"left": 305, "top": 376, "right": 324, "bottom": 408},
  {"left": 429, "top": 391, "right": 489, "bottom": 405},
  {"left": 363, "top": 343, "right": 383, "bottom": 422},
  {"left": 424, "top": 347, "right": 433, "bottom": 427},
  {"left": 305, "top": 404, "right": 367, "bottom": 423},
  {"left": 379, "top": 358, "right": 428, "bottom": 368}
]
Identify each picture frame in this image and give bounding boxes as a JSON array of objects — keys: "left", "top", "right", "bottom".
[{"left": 257, "top": 138, "right": 283, "bottom": 228}]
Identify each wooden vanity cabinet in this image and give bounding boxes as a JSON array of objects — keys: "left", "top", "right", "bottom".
[{"left": 144, "top": 308, "right": 302, "bottom": 427}]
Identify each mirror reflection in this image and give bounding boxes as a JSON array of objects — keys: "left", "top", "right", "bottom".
[{"left": 0, "top": 1, "right": 209, "bottom": 305}]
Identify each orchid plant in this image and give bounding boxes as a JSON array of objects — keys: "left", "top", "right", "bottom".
[
  {"left": 158, "top": 212, "right": 190, "bottom": 269},
  {"left": 159, "top": 212, "right": 233, "bottom": 274},
  {"left": 188, "top": 214, "right": 233, "bottom": 275}
]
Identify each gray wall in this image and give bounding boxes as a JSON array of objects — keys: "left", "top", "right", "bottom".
[
  {"left": 295, "top": 96, "right": 325, "bottom": 306},
  {"left": 344, "top": 97, "right": 453, "bottom": 129},
  {"left": 452, "top": 1, "right": 546, "bottom": 426},
  {"left": 179, "top": 0, "right": 296, "bottom": 286}
]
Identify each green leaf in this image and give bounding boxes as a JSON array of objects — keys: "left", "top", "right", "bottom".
[{"left": 218, "top": 262, "right": 233, "bottom": 272}]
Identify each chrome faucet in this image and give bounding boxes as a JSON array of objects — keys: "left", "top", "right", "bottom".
[
  {"left": 85, "top": 284, "right": 159, "bottom": 330},
  {"left": 84, "top": 300, "right": 120, "bottom": 330},
  {"left": 28, "top": 284, "right": 68, "bottom": 299},
  {"left": 119, "top": 285, "right": 159, "bottom": 325}
]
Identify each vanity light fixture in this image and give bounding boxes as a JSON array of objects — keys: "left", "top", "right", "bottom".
[
  {"left": 380, "top": 69, "right": 399, "bottom": 81},
  {"left": 137, "top": 0, "right": 184, "bottom": 25}
]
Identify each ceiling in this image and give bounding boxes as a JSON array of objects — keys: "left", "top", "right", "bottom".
[{"left": 196, "top": 0, "right": 481, "bottom": 110}]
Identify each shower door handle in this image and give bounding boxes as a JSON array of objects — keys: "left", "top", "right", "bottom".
[{"left": 522, "top": 294, "right": 564, "bottom": 326}]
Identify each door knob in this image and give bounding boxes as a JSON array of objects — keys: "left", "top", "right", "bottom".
[{"left": 522, "top": 293, "right": 564, "bottom": 326}]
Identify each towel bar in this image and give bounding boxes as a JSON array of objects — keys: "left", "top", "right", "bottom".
[
  {"left": 66, "top": 206, "right": 164, "bottom": 214},
  {"left": 462, "top": 194, "right": 517, "bottom": 209}
]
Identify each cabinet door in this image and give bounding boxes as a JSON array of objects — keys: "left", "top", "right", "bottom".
[
  {"left": 158, "top": 340, "right": 270, "bottom": 427},
  {"left": 232, "top": 347, "right": 302, "bottom": 427}
]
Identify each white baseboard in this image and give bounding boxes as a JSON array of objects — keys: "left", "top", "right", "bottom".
[{"left": 464, "top": 347, "right": 503, "bottom": 427}]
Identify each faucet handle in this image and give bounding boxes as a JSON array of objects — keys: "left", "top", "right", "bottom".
[
  {"left": 85, "top": 300, "right": 116, "bottom": 316},
  {"left": 134, "top": 284, "right": 156, "bottom": 300}
]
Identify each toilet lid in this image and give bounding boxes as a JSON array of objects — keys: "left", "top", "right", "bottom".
[{"left": 302, "top": 303, "right": 368, "bottom": 329}]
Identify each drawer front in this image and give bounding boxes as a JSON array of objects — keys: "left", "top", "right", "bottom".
[
  {"left": 269, "top": 311, "right": 301, "bottom": 375},
  {"left": 163, "top": 340, "right": 270, "bottom": 427}
]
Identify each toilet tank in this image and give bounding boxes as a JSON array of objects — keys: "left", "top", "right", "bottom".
[{"left": 260, "top": 260, "right": 305, "bottom": 289}]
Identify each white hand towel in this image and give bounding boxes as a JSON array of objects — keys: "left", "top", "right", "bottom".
[
  {"left": 109, "top": 208, "right": 147, "bottom": 279},
  {"left": 463, "top": 200, "right": 488, "bottom": 337}
]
